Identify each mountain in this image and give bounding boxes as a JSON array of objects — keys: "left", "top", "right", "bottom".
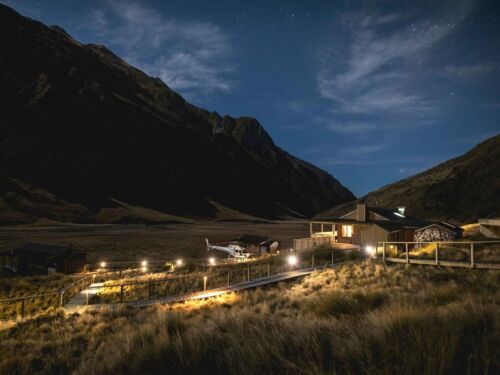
[
  {"left": 0, "top": 4, "right": 354, "bottom": 224},
  {"left": 318, "top": 134, "right": 500, "bottom": 224}
]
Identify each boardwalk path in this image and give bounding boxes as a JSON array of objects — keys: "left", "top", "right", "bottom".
[
  {"left": 63, "top": 263, "right": 342, "bottom": 312},
  {"left": 64, "top": 282, "right": 104, "bottom": 312}
]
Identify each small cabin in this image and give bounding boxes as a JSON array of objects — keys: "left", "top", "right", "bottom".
[
  {"left": 0, "top": 242, "right": 87, "bottom": 275},
  {"left": 237, "top": 234, "right": 279, "bottom": 255}
]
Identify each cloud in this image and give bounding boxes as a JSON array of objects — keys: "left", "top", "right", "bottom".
[
  {"left": 339, "top": 143, "right": 388, "bottom": 156},
  {"left": 85, "top": 0, "right": 234, "bottom": 99},
  {"left": 443, "top": 63, "right": 499, "bottom": 80},
  {"left": 317, "top": 1, "right": 474, "bottom": 123},
  {"left": 324, "top": 122, "right": 377, "bottom": 134},
  {"left": 321, "top": 115, "right": 436, "bottom": 134},
  {"left": 320, "top": 155, "right": 437, "bottom": 166}
]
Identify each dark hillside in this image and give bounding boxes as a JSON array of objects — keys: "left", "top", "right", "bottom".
[{"left": 0, "top": 4, "right": 354, "bottom": 223}]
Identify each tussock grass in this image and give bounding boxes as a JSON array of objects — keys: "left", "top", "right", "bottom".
[
  {"left": 1, "top": 261, "right": 499, "bottom": 374},
  {"left": 0, "top": 274, "right": 75, "bottom": 319}
]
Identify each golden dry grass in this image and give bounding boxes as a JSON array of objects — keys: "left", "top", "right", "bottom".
[
  {"left": 0, "top": 260, "right": 498, "bottom": 374},
  {"left": 0, "top": 274, "right": 75, "bottom": 320}
]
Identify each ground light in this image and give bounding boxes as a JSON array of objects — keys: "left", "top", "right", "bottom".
[
  {"left": 176, "top": 259, "right": 183, "bottom": 266},
  {"left": 209, "top": 257, "right": 216, "bottom": 266},
  {"left": 365, "top": 246, "right": 376, "bottom": 257},
  {"left": 141, "top": 265, "right": 148, "bottom": 273},
  {"left": 141, "top": 260, "right": 148, "bottom": 267},
  {"left": 99, "top": 261, "right": 106, "bottom": 268},
  {"left": 287, "top": 255, "right": 298, "bottom": 266}
]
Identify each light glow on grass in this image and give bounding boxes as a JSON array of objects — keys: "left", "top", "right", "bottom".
[
  {"left": 365, "top": 246, "right": 376, "bottom": 257},
  {"left": 288, "top": 255, "right": 298, "bottom": 266}
]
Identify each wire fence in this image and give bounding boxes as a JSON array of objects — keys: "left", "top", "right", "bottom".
[
  {"left": 85, "top": 249, "right": 342, "bottom": 305},
  {"left": 0, "top": 248, "right": 345, "bottom": 321}
]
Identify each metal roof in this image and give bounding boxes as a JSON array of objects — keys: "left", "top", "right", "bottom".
[{"left": 0, "top": 242, "right": 75, "bottom": 259}]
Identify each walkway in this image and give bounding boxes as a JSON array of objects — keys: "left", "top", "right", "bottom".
[
  {"left": 63, "top": 282, "right": 104, "bottom": 311},
  {"left": 65, "top": 263, "right": 342, "bottom": 311}
]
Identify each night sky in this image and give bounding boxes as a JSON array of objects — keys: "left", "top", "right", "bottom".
[{"left": 3, "top": 0, "right": 500, "bottom": 196}]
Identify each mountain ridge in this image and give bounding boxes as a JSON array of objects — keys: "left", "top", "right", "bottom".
[
  {"left": 317, "top": 134, "right": 500, "bottom": 224},
  {"left": 0, "top": 4, "right": 354, "bottom": 224}
]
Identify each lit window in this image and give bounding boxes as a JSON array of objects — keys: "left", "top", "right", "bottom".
[{"left": 342, "top": 225, "right": 353, "bottom": 237}]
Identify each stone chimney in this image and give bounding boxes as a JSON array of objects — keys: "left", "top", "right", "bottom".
[{"left": 356, "top": 202, "right": 367, "bottom": 222}]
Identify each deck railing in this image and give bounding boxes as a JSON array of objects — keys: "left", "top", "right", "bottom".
[
  {"left": 0, "top": 249, "right": 342, "bottom": 321},
  {"left": 376, "top": 241, "right": 500, "bottom": 269},
  {"left": 78, "top": 249, "right": 342, "bottom": 306},
  {"left": 0, "top": 271, "right": 117, "bottom": 322}
]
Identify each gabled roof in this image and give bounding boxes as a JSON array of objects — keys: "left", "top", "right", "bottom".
[
  {"left": 337, "top": 205, "right": 419, "bottom": 221},
  {"left": 16, "top": 242, "right": 70, "bottom": 254},
  {"left": 0, "top": 242, "right": 74, "bottom": 259},
  {"left": 313, "top": 205, "right": 463, "bottom": 234},
  {"left": 237, "top": 234, "right": 273, "bottom": 245},
  {"left": 415, "top": 222, "right": 464, "bottom": 234},
  {"left": 368, "top": 207, "right": 420, "bottom": 221},
  {"left": 370, "top": 221, "right": 410, "bottom": 232},
  {"left": 362, "top": 219, "right": 430, "bottom": 232}
]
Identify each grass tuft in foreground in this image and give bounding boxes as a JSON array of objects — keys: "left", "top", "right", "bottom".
[{"left": 1, "top": 260, "right": 499, "bottom": 374}]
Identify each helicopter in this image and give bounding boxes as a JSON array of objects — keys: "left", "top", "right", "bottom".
[{"left": 205, "top": 238, "right": 250, "bottom": 261}]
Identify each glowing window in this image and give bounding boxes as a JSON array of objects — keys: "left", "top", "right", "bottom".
[{"left": 342, "top": 225, "right": 353, "bottom": 237}]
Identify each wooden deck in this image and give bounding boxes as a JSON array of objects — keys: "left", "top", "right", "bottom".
[
  {"left": 379, "top": 240, "right": 500, "bottom": 270},
  {"left": 385, "top": 257, "right": 500, "bottom": 269}
]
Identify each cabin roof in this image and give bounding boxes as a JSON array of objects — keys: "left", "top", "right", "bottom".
[
  {"left": 0, "top": 242, "right": 76, "bottom": 259},
  {"left": 237, "top": 234, "right": 273, "bottom": 245}
]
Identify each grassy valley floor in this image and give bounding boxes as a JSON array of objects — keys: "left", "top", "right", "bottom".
[
  {"left": 1, "top": 260, "right": 499, "bottom": 374},
  {"left": 0, "top": 221, "right": 309, "bottom": 263}
]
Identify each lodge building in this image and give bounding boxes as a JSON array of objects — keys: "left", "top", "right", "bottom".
[{"left": 294, "top": 202, "right": 463, "bottom": 251}]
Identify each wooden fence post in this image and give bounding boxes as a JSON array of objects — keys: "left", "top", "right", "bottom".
[
  {"left": 227, "top": 270, "right": 230, "bottom": 286},
  {"left": 247, "top": 266, "right": 250, "bottom": 281},
  {"left": 331, "top": 251, "right": 334, "bottom": 266},
  {"left": 470, "top": 243, "right": 474, "bottom": 269},
  {"left": 60, "top": 292, "right": 64, "bottom": 307},
  {"left": 383, "top": 243, "right": 386, "bottom": 261},
  {"left": 120, "top": 285, "right": 124, "bottom": 303},
  {"left": 435, "top": 243, "right": 439, "bottom": 266},
  {"left": 405, "top": 243, "right": 409, "bottom": 264},
  {"left": 312, "top": 254, "right": 315, "bottom": 269},
  {"left": 148, "top": 282, "right": 152, "bottom": 300},
  {"left": 267, "top": 263, "right": 271, "bottom": 277}
]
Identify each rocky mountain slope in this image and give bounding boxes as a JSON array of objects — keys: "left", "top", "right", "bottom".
[
  {"left": 318, "top": 134, "right": 500, "bottom": 224},
  {"left": 0, "top": 4, "right": 354, "bottom": 224}
]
